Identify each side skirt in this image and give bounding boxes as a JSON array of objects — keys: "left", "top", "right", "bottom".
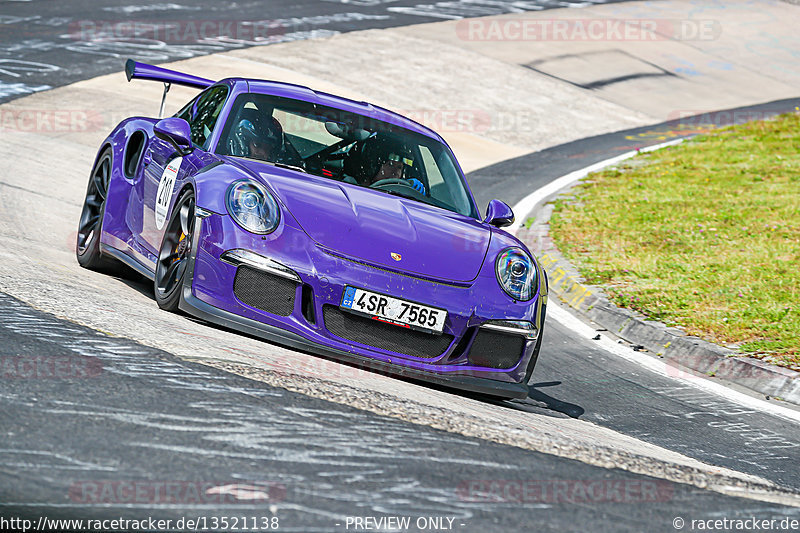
[{"left": 100, "top": 242, "right": 156, "bottom": 281}]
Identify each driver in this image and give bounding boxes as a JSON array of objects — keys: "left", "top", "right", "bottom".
[
  {"left": 362, "top": 135, "right": 426, "bottom": 194},
  {"left": 228, "top": 110, "right": 299, "bottom": 165}
]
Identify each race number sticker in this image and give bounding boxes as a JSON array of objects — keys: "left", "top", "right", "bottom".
[{"left": 155, "top": 156, "right": 182, "bottom": 230}]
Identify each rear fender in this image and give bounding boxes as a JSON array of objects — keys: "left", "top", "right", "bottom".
[{"left": 98, "top": 118, "right": 157, "bottom": 241}]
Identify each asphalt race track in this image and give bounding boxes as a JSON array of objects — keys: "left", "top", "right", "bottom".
[
  {"left": 3, "top": 292, "right": 797, "bottom": 532},
  {"left": 0, "top": 0, "right": 628, "bottom": 103},
  {"left": 1, "top": 1, "right": 799, "bottom": 531}
]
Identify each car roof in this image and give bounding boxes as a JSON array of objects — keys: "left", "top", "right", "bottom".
[{"left": 238, "top": 79, "right": 445, "bottom": 143}]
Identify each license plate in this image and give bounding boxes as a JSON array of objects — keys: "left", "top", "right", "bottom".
[{"left": 340, "top": 286, "right": 447, "bottom": 334}]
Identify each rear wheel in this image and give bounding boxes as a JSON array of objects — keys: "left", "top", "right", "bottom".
[
  {"left": 76, "top": 147, "right": 123, "bottom": 274},
  {"left": 154, "top": 189, "right": 195, "bottom": 312}
]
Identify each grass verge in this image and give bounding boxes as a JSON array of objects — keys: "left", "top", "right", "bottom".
[{"left": 549, "top": 112, "right": 800, "bottom": 371}]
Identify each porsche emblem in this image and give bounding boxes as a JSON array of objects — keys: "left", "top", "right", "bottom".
[{"left": 391, "top": 252, "right": 402, "bottom": 261}]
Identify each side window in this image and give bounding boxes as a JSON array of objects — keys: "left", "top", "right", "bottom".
[{"left": 175, "top": 85, "right": 228, "bottom": 149}]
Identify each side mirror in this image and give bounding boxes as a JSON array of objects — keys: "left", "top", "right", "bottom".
[
  {"left": 484, "top": 199, "right": 515, "bottom": 228},
  {"left": 154, "top": 117, "right": 193, "bottom": 154}
]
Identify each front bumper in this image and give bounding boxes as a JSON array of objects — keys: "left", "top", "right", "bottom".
[{"left": 179, "top": 210, "right": 546, "bottom": 399}]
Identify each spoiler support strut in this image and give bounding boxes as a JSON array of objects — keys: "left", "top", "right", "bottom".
[
  {"left": 125, "top": 59, "right": 213, "bottom": 117},
  {"left": 158, "top": 82, "right": 171, "bottom": 119}
]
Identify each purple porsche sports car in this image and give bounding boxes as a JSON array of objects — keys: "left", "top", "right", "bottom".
[{"left": 76, "top": 59, "right": 547, "bottom": 399}]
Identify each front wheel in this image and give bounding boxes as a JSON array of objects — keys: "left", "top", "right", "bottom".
[{"left": 154, "top": 189, "right": 195, "bottom": 312}]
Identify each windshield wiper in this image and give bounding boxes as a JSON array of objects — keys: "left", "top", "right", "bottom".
[
  {"left": 383, "top": 189, "right": 421, "bottom": 202},
  {"left": 382, "top": 189, "right": 457, "bottom": 214},
  {"left": 271, "top": 162, "right": 308, "bottom": 174}
]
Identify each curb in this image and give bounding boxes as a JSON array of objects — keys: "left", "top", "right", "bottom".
[{"left": 515, "top": 147, "right": 800, "bottom": 407}]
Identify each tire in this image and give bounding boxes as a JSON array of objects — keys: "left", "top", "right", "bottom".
[
  {"left": 76, "top": 147, "right": 124, "bottom": 274},
  {"left": 524, "top": 312, "right": 546, "bottom": 386},
  {"left": 154, "top": 188, "right": 195, "bottom": 312}
]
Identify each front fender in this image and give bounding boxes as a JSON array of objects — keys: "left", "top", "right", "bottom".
[{"left": 190, "top": 162, "right": 247, "bottom": 214}]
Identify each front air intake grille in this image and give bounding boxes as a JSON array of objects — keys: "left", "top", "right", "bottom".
[
  {"left": 233, "top": 266, "right": 297, "bottom": 316},
  {"left": 323, "top": 305, "right": 453, "bottom": 359},
  {"left": 468, "top": 329, "right": 526, "bottom": 369}
]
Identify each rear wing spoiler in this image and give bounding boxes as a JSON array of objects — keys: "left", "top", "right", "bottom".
[
  {"left": 125, "top": 59, "right": 213, "bottom": 89},
  {"left": 125, "top": 59, "right": 214, "bottom": 117}
]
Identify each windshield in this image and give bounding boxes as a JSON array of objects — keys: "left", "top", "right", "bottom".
[{"left": 216, "top": 93, "right": 478, "bottom": 218}]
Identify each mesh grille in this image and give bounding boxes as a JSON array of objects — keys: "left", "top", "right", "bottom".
[
  {"left": 323, "top": 305, "right": 453, "bottom": 359},
  {"left": 468, "top": 329, "right": 526, "bottom": 369},
  {"left": 233, "top": 266, "right": 297, "bottom": 316}
]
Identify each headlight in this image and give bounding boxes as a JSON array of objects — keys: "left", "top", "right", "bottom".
[
  {"left": 226, "top": 180, "right": 280, "bottom": 234},
  {"left": 495, "top": 247, "right": 537, "bottom": 301}
]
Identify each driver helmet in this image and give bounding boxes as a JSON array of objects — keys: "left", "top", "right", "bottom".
[
  {"left": 229, "top": 109, "right": 284, "bottom": 160},
  {"left": 362, "top": 134, "right": 414, "bottom": 183}
]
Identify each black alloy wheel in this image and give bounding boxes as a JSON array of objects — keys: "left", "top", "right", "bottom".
[{"left": 154, "top": 188, "right": 195, "bottom": 311}]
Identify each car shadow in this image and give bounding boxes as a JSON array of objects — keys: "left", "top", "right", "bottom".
[
  {"left": 113, "top": 271, "right": 155, "bottom": 299},
  {"left": 524, "top": 381, "right": 585, "bottom": 419},
  {"left": 461, "top": 381, "right": 585, "bottom": 419}
]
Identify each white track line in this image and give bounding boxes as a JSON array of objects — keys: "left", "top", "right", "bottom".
[
  {"left": 510, "top": 139, "right": 684, "bottom": 234},
  {"left": 511, "top": 140, "right": 800, "bottom": 424}
]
